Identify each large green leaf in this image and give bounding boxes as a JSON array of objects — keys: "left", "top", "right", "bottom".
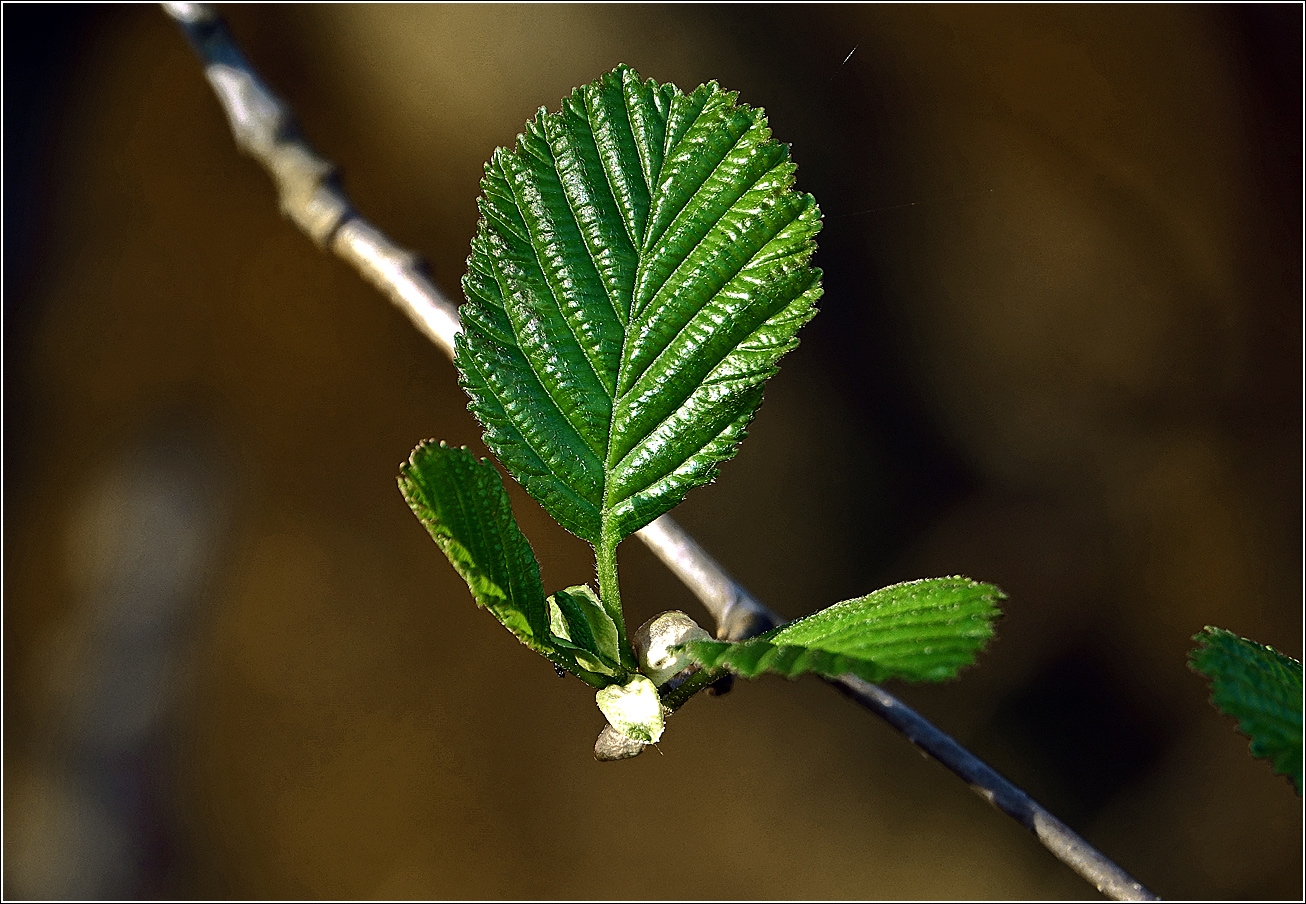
[
  {"left": 1190, "top": 626, "right": 1303, "bottom": 794},
  {"left": 681, "top": 577, "right": 1004, "bottom": 684},
  {"left": 457, "top": 63, "right": 822, "bottom": 547},
  {"left": 398, "top": 441, "right": 625, "bottom": 688}
]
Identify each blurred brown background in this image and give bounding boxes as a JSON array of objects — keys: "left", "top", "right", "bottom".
[{"left": 4, "top": 3, "right": 1301, "bottom": 899}]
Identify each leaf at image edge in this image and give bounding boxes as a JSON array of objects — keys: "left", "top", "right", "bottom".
[{"left": 1190, "top": 626, "right": 1304, "bottom": 794}]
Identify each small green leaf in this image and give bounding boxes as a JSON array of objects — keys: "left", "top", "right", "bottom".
[
  {"left": 399, "top": 441, "right": 624, "bottom": 688},
  {"left": 399, "top": 440, "right": 548, "bottom": 642},
  {"left": 1190, "top": 626, "right": 1303, "bottom": 794},
  {"left": 681, "top": 577, "right": 1004, "bottom": 684},
  {"left": 457, "top": 63, "right": 821, "bottom": 548},
  {"left": 548, "top": 584, "right": 623, "bottom": 678}
]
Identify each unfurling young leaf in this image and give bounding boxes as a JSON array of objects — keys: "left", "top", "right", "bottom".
[
  {"left": 547, "top": 584, "right": 623, "bottom": 679},
  {"left": 1190, "top": 626, "right": 1303, "bottom": 794},
  {"left": 680, "top": 578, "right": 1004, "bottom": 684}
]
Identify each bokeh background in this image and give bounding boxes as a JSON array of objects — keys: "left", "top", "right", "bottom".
[{"left": 5, "top": 3, "right": 1301, "bottom": 899}]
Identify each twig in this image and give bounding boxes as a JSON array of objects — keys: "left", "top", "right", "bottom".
[
  {"left": 161, "top": 2, "right": 461, "bottom": 360},
  {"left": 162, "top": 4, "right": 1158, "bottom": 900}
]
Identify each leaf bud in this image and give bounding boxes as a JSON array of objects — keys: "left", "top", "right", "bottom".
[
  {"left": 595, "top": 674, "right": 664, "bottom": 744},
  {"left": 633, "top": 610, "right": 711, "bottom": 686}
]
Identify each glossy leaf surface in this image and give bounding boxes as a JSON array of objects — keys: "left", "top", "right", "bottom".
[
  {"left": 682, "top": 577, "right": 1004, "bottom": 684},
  {"left": 457, "top": 63, "right": 822, "bottom": 545},
  {"left": 1190, "top": 626, "right": 1303, "bottom": 794}
]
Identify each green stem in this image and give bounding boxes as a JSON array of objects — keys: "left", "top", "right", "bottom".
[
  {"left": 660, "top": 665, "right": 727, "bottom": 712},
  {"left": 597, "top": 522, "right": 636, "bottom": 670}
]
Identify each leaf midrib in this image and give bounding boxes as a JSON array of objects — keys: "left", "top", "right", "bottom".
[
  {"left": 599, "top": 104, "right": 784, "bottom": 482},
  {"left": 595, "top": 84, "right": 746, "bottom": 504}
]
